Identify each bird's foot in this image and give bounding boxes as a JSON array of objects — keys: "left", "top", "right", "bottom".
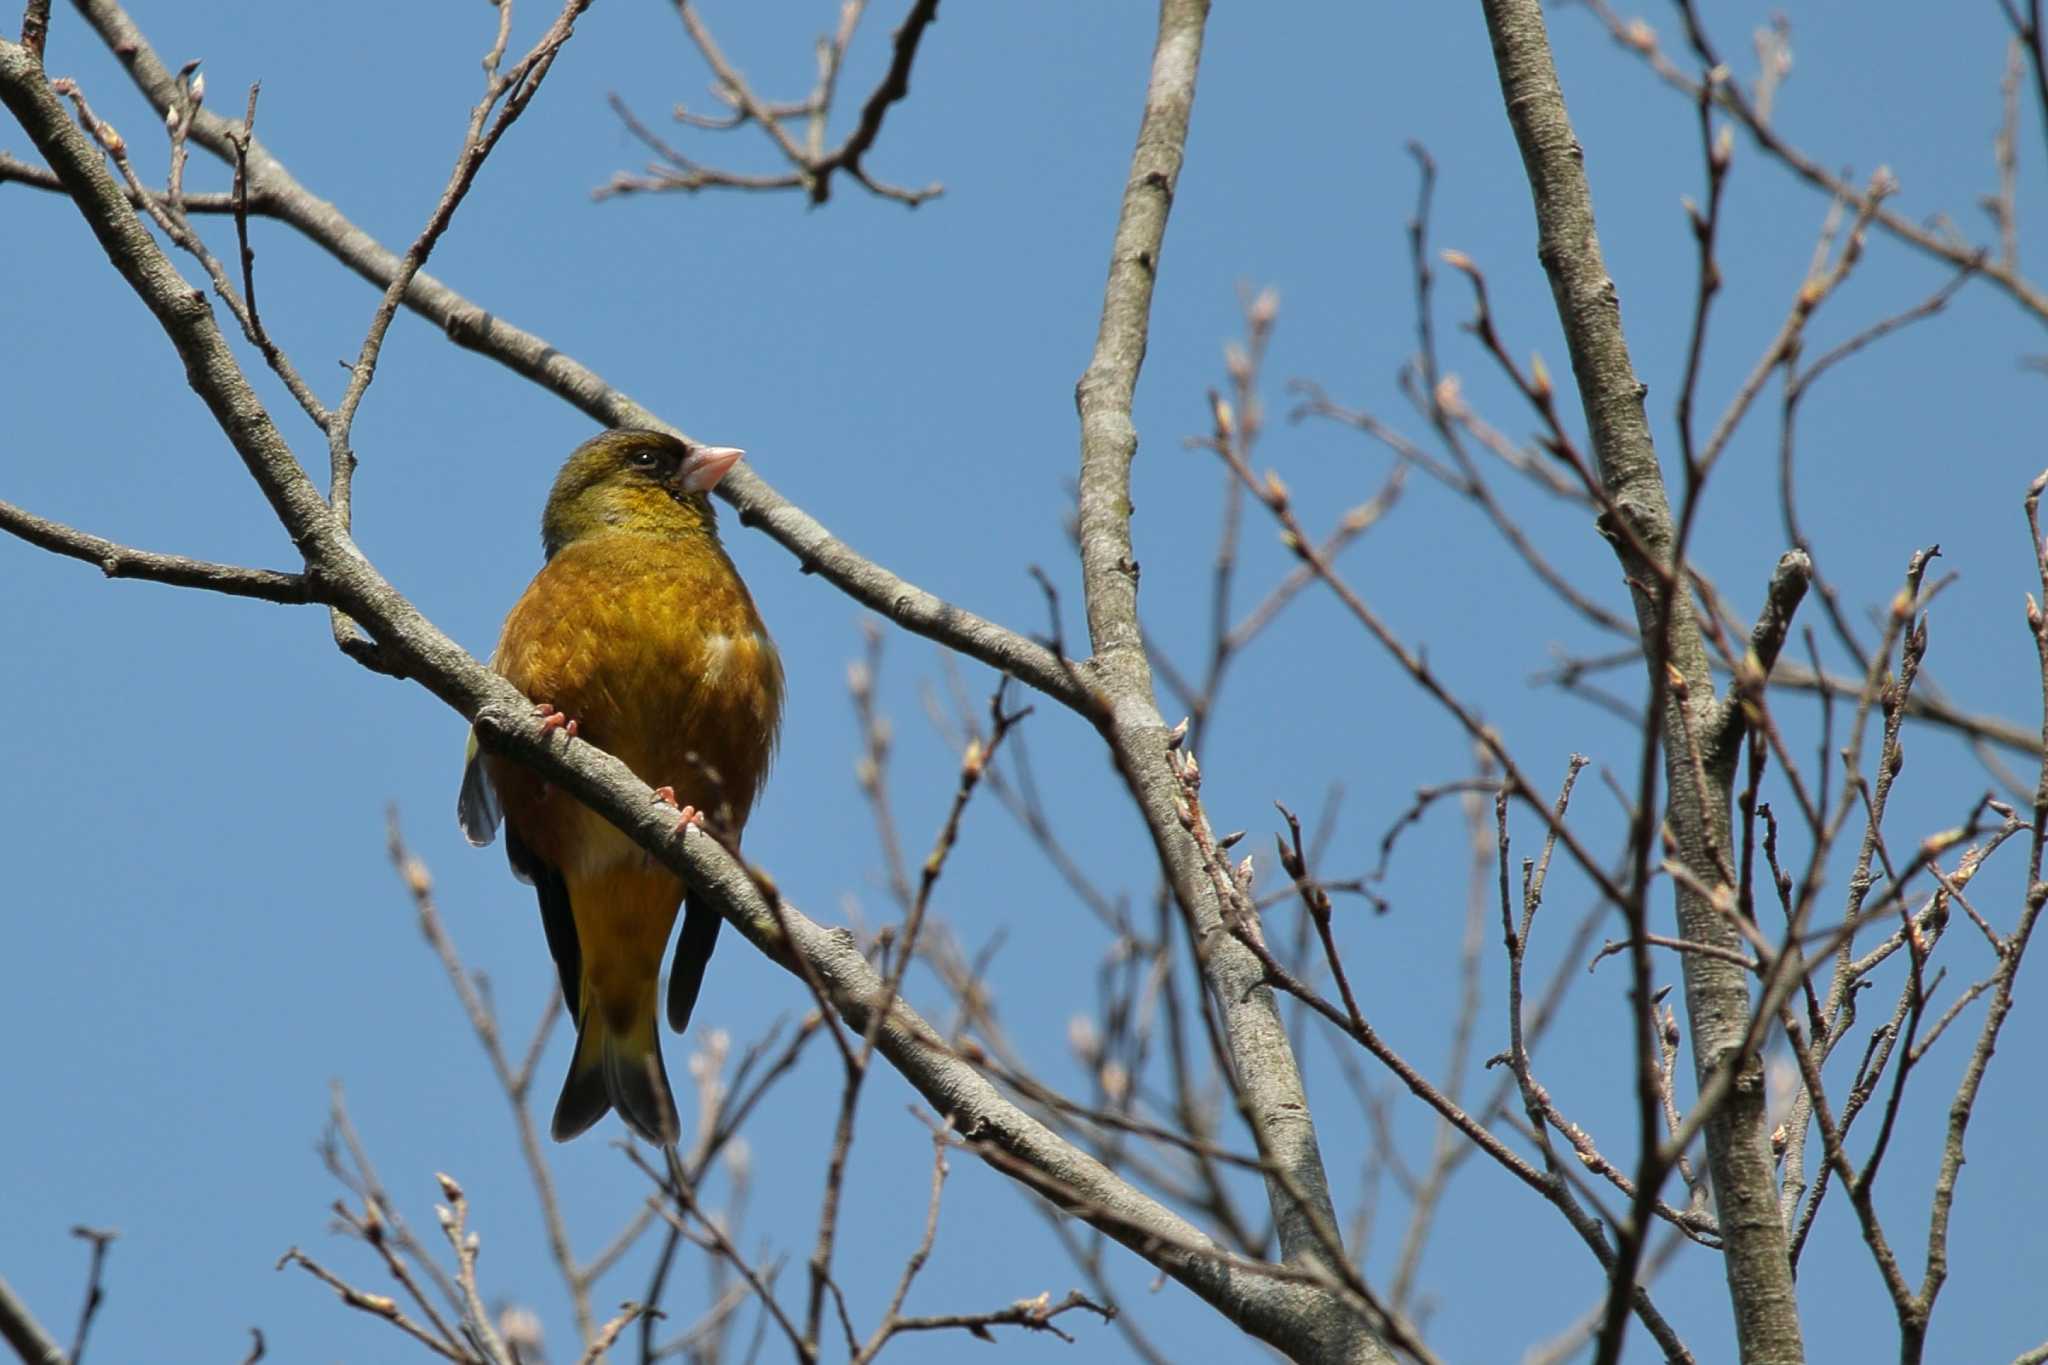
[
  {"left": 533, "top": 702, "right": 579, "bottom": 739},
  {"left": 651, "top": 787, "right": 704, "bottom": 834}
]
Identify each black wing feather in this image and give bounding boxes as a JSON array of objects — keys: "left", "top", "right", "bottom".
[
  {"left": 506, "top": 825, "right": 581, "bottom": 1018},
  {"left": 666, "top": 896, "right": 722, "bottom": 1033}
]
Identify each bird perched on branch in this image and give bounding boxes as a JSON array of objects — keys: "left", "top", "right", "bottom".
[{"left": 458, "top": 428, "right": 783, "bottom": 1145}]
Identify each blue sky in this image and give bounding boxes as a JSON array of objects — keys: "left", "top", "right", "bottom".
[{"left": 4, "top": 2, "right": 2044, "bottom": 1361}]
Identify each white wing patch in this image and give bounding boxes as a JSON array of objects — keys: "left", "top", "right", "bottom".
[{"left": 698, "top": 632, "right": 735, "bottom": 682}]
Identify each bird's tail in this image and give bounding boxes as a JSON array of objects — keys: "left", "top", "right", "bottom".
[{"left": 552, "top": 997, "right": 680, "bottom": 1146}]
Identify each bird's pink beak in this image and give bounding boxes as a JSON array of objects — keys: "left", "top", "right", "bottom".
[{"left": 679, "top": 444, "right": 745, "bottom": 493}]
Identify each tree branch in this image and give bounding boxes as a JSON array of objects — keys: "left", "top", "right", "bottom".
[
  {"left": 1068, "top": 2, "right": 1379, "bottom": 1361},
  {"left": 1477, "top": 2, "right": 1805, "bottom": 1361},
  {"left": 0, "top": 498, "right": 312, "bottom": 603},
  {"left": 0, "top": 1273, "right": 64, "bottom": 1365},
  {"left": 1580, "top": 0, "right": 2048, "bottom": 325}
]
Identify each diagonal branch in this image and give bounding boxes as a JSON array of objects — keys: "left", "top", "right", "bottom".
[
  {"left": 834, "top": 0, "right": 940, "bottom": 189},
  {"left": 0, "top": 1273, "right": 64, "bottom": 1365}
]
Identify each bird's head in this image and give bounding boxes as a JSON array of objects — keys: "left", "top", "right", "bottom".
[{"left": 540, "top": 429, "right": 745, "bottom": 558}]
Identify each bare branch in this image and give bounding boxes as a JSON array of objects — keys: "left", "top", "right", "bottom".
[
  {"left": 1581, "top": 0, "right": 2046, "bottom": 323},
  {"left": 1068, "top": 6, "right": 1378, "bottom": 1356},
  {"left": 65, "top": 1226, "right": 116, "bottom": 1365},
  {"left": 277, "top": 1246, "right": 472, "bottom": 1363},
  {"left": 600, "top": 0, "right": 941, "bottom": 205},
  {"left": 1477, "top": 2, "right": 1803, "bottom": 1359},
  {"left": 387, "top": 818, "right": 592, "bottom": 1344},
  {"left": 877, "top": 1290, "right": 1115, "bottom": 1348},
  {"left": 0, "top": 498, "right": 311, "bottom": 603},
  {"left": 0, "top": 1273, "right": 65, "bottom": 1365}
]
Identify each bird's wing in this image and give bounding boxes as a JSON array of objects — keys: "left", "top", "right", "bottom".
[
  {"left": 667, "top": 896, "right": 723, "bottom": 1033},
  {"left": 456, "top": 729, "right": 504, "bottom": 849},
  {"left": 506, "top": 824, "right": 582, "bottom": 1018}
]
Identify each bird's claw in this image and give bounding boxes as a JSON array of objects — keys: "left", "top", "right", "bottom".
[
  {"left": 534, "top": 702, "right": 579, "bottom": 739},
  {"left": 651, "top": 787, "right": 703, "bottom": 834}
]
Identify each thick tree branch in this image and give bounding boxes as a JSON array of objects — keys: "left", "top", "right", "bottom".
[
  {"left": 1069, "top": 2, "right": 1378, "bottom": 1362},
  {"left": 0, "top": 1273, "right": 64, "bottom": 1365},
  {"left": 1478, "top": 2, "right": 1805, "bottom": 1362}
]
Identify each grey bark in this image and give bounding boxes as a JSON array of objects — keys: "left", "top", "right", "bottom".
[
  {"left": 1071, "top": 2, "right": 1386, "bottom": 1362},
  {"left": 1476, "top": 1, "right": 1806, "bottom": 1362}
]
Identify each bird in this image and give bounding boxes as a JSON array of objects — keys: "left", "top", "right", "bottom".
[{"left": 457, "top": 428, "right": 783, "bottom": 1145}]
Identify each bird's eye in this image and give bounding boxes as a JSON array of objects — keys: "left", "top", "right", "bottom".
[{"left": 628, "top": 448, "right": 659, "bottom": 469}]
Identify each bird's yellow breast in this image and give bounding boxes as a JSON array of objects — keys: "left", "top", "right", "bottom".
[{"left": 486, "top": 531, "right": 782, "bottom": 876}]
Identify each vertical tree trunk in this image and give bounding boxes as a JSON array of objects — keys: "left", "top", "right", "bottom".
[{"left": 1475, "top": 2, "right": 1806, "bottom": 1361}]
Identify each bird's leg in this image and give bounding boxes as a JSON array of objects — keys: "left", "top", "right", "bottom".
[
  {"left": 533, "top": 704, "right": 579, "bottom": 796},
  {"left": 650, "top": 787, "right": 704, "bottom": 834},
  {"left": 533, "top": 702, "right": 580, "bottom": 739}
]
